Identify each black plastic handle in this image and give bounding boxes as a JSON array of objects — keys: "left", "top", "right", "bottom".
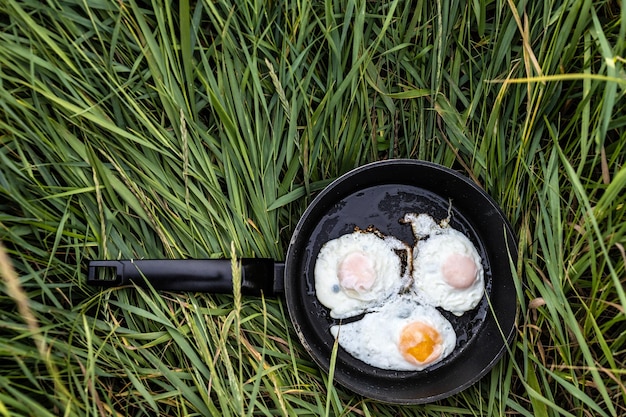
[{"left": 87, "top": 259, "right": 284, "bottom": 296}]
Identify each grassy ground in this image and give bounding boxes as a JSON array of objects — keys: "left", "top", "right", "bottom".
[{"left": 0, "top": 0, "right": 625, "bottom": 415}]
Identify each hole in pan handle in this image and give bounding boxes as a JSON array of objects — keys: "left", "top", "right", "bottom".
[{"left": 87, "top": 259, "right": 284, "bottom": 296}]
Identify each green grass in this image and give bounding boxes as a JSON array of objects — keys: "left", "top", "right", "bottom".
[{"left": 0, "top": 0, "right": 624, "bottom": 415}]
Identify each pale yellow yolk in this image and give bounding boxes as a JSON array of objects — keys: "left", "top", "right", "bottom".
[
  {"left": 399, "top": 322, "right": 443, "bottom": 365},
  {"left": 441, "top": 253, "right": 478, "bottom": 289},
  {"left": 337, "top": 251, "right": 376, "bottom": 293}
]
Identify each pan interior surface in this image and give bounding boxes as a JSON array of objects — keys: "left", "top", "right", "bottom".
[{"left": 284, "top": 160, "right": 518, "bottom": 404}]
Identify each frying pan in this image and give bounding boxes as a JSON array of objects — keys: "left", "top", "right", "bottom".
[{"left": 88, "top": 159, "right": 518, "bottom": 404}]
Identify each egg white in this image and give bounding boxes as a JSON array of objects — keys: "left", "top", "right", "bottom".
[
  {"left": 407, "top": 214, "right": 485, "bottom": 316},
  {"left": 330, "top": 296, "right": 457, "bottom": 371},
  {"left": 314, "top": 231, "right": 409, "bottom": 319}
]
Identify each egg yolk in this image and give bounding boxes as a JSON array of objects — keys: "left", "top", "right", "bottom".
[
  {"left": 399, "top": 322, "right": 443, "bottom": 365},
  {"left": 441, "top": 253, "right": 478, "bottom": 289},
  {"left": 337, "top": 251, "right": 376, "bottom": 293}
]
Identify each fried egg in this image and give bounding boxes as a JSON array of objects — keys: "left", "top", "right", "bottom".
[
  {"left": 330, "top": 296, "right": 456, "bottom": 371},
  {"left": 404, "top": 213, "right": 484, "bottom": 316},
  {"left": 314, "top": 230, "right": 410, "bottom": 319}
]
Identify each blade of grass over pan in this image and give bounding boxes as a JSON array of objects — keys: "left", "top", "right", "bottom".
[{"left": 0, "top": 0, "right": 625, "bottom": 415}]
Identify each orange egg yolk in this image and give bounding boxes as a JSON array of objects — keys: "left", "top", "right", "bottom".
[
  {"left": 337, "top": 251, "right": 376, "bottom": 293},
  {"left": 441, "top": 253, "right": 478, "bottom": 289},
  {"left": 399, "top": 322, "right": 443, "bottom": 365}
]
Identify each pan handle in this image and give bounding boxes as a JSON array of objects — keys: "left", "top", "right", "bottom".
[{"left": 87, "top": 259, "right": 284, "bottom": 296}]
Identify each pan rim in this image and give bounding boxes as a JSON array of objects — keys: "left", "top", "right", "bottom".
[{"left": 284, "top": 159, "right": 518, "bottom": 404}]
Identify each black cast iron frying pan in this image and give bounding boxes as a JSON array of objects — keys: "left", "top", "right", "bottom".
[{"left": 88, "top": 159, "right": 518, "bottom": 404}]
